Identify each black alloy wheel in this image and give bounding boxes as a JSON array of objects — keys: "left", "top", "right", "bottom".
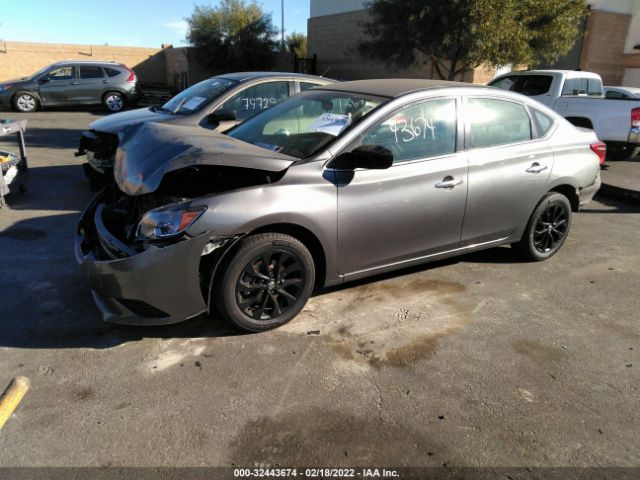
[
  {"left": 533, "top": 203, "right": 569, "bottom": 253},
  {"left": 214, "top": 233, "right": 315, "bottom": 332},
  {"left": 515, "top": 192, "right": 572, "bottom": 262},
  {"left": 236, "top": 250, "right": 304, "bottom": 321}
]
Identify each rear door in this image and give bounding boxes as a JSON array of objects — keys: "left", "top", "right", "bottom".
[
  {"left": 213, "top": 80, "right": 292, "bottom": 130},
  {"left": 461, "top": 97, "right": 553, "bottom": 246},
  {"left": 336, "top": 97, "right": 469, "bottom": 277},
  {"left": 37, "top": 65, "right": 76, "bottom": 105},
  {"left": 75, "top": 65, "right": 108, "bottom": 104}
]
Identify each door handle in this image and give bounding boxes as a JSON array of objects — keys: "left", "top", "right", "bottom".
[
  {"left": 69, "top": 82, "right": 79, "bottom": 85},
  {"left": 435, "top": 176, "right": 464, "bottom": 189},
  {"left": 526, "top": 162, "right": 548, "bottom": 174}
]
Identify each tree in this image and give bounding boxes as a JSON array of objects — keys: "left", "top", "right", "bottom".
[
  {"left": 357, "top": 0, "right": 588, "bottom": 80},
  {"left": 286, "top": 32, "right": 307, "bottom": 58},
  {"left": 186, "top": 0, "right": 278, "bottom": 72}
]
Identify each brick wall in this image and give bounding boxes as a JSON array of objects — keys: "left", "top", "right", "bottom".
[
  {"left": 0, "top": 41, "right": 166, "bottom": 83},
  {"left": 308, "top": 10, "right": 484, "bottom": 82},
  {"left": 579, "top": 9, "right": 631, "bottom": 84}
]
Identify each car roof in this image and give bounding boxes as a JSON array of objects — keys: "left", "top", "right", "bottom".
[
  {"left": 314, "top": 78, "right": 482, "bottom": 98},
  {"left": 216, "top": 71, "right": 336, "bottom": 83},
  {"left": 49, "top": 60, "right": 121, "bottom": 65}
]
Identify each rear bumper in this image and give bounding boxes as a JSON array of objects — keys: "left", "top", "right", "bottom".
[
  {"left": 627, "top": 127, "right": 640, "bottom": 144},
  {"left": 75, "top": 192, "right": 214, "bottom": 325},
  {"left": 579, "top": 170, "right": 602, "bottom": 207}
]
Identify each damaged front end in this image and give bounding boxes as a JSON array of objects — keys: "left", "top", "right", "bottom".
[
  {"left": 76, "top": 122, "right": 295, "bottom": 325},
  {"left": 76, "top": 130, "right": 119, "bottom": 188}
]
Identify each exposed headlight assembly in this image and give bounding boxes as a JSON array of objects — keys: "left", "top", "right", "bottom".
[{"left": 136, "top": 204, "right": 206, "bottom": 240}]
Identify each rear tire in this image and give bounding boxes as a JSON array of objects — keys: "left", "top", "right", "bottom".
[
  {"left": 213, "top": 233, "right": 315, "bottom": 332},
  {"left": 103, "top": 92, "right": 125, "bottom": 113},
  {"left": 12, "top": 92, "right": 38, "bottom": 112},
  {"left": 514, "top": 192, "right": 572, "bottom": 262}
]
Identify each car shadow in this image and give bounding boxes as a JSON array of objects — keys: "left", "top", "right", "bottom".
[{"left": 580, "top": 193, "right": 640, "bottom": 214}]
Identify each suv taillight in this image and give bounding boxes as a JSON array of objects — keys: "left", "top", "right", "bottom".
[
  {"left": 632, "top": 107, "right": 640, "bottom": 128},
  {"left": 121, "top": 64, "right": 136, "bottom": 83},
  {"left": 590, "top": 142, "right": 606, "bottom": 165}
]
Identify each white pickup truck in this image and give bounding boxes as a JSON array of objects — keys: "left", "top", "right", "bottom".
[{"left": 489, "top": 70, "right": 640, "bottom": 160}]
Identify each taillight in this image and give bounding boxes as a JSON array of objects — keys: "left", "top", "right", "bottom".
[
  {"left": 590, "top": 142, "right": 606, "bottom": 165},
  {"left": 632, "top": 107, "right": 640, "bottom": 128},
  {"left": 121, "top": 64, "right": 136, "bottom": 83}
]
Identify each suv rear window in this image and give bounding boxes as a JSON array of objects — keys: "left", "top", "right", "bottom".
[
  {"left": 489, "top": 75, "right": 553, "bottom": 96},
  {"left": 79, "top": 66, "right": 104, "bottom": 79},
  {"left": 104, "top": 67, "right": 122, "bottom": 78}
]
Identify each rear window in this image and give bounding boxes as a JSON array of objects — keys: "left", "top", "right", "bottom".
[
  {"left": 489, "top": 75, "right": 553, "bottom": 96},
  {"left": 79, "top": 65, "right": 104, "bottom": 79},
  {"left": 562, "top": 77, "right": 603, "bottom": 97},
  {"left": 300, "top": 82, "right": 321, "bottom": 92},
  {"left": 467, "top": 98, "right": 532, "bottom": 148},
  {"left": 104, "top": 67, "right": 122, "bottom": 78}
]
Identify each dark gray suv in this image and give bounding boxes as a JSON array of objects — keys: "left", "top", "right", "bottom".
[{"left": 0, "top": 61, "right": 138, "bottom": 113}]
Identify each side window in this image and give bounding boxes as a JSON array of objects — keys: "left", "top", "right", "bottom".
[
  {"left": 79, "top": 66, "right": 104, "bottom": 79},
  {"left": 299, "top": 82, "right": 321, "bottom": 92},
  {"left": 467, "top": 98, "right": 532, "bottom": 148},
  {"left": 354, "top": 98, "right": 457, "bottom": 164},
  {"left": 105, "top": 67, "right": 122, "bottom": 78},
  {"left": 46, "top": 66, "right": 74, "bottom": 80},
  {"left": 219, "top": 81, "right": 290, "bottom": 121},
  {"left": 531, "top": 108, "right": 554, "bottom": 138}
]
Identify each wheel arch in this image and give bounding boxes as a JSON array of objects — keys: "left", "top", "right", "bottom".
[
  {"left": 11, "top": 90, "right": 42, "bottom": 108},
  {"left": 201, "top": 222, "right": 328, "bottom": 314},
  {"left": 249, "top": 223, "right": 327, "bottom": 290},
  {"left": 548, "top": 184, "right": 580, "bottom": 212}
]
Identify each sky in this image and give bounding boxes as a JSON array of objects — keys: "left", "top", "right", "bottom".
[{"left": 0, "top": 0, "right": 309, "bottom": 48}]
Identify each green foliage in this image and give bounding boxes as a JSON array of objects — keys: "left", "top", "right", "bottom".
[
  {"left": 358, "top": 0, "right": 588, "bottom": 80},
  {"left": 286, "top": 32, "right": 308, "bottom": 58},
  {"left": 186, "top": 0, "right": 278, "bottom": 72}
]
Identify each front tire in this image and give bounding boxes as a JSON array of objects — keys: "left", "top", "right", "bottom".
[
  {"left": 213, "top": 233, "right": 315, "bottom": 332},
  {"left": 514, "top": 192, "right": 572, "bottom": 262},
  {"left": 103, "top": 92, "right": 125, "bottom": 113},
  {"left": 12, "top": 92, "right": 38, "bottom": 112}
]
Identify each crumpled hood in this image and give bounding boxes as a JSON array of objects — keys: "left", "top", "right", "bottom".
[
  {"left": 90, "top": 107, "right": 173, "bottom": 134},
  {"left": 114, "top": 122, "right": 296, "bottom": 196}
]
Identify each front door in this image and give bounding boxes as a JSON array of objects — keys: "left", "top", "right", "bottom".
[
  {"left": 336, "top": 98, "right": 469, "bottom": 277},
  {"left": 461, "top": 97, "right": 553, "bottom": 245},
  {"left": 37, "top": 65, "right": 76, "bottom": 106}
]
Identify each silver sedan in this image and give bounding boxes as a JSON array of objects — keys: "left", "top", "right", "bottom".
[{"left": 76, "top": 79, "right": 603, "bottom": 331}]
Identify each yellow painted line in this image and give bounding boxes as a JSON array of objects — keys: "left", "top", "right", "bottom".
[{"left": 0, "top": 376, "right": 30, "bottom": 430}]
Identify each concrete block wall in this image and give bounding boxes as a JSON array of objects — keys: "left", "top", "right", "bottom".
[{"left": 0, "top": 41, "right": 167, "bottom": 83}]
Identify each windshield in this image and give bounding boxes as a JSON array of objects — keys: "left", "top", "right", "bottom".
[
  {"left": 28, "top": 64, "right": 55, "bottom": 80},
  {"left": 161, "top": 78, "right": 238, "bottom": 115},
  {"left": 227, "top": 90, "right": 388, "bottom": 158}
]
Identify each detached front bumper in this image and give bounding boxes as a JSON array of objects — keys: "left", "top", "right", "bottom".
[{"left": 75, "top": 193, "right": 213, "bottom": 325}]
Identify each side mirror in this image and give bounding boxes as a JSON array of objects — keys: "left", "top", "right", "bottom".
[
  {"left": 207, "top": 109, "right": 236, "bottom": 124},
  {"left": 330, "top": 144, "right": 393, "bottom": 170}
]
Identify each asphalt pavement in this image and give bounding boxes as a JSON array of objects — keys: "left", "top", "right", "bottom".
[{"left": 0, "top": 110, "right": 638, "bottom": 469}]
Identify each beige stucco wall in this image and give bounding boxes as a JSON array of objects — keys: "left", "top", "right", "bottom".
[{"left": 0, "top": 41, "right": 166, "bottom": 83}]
